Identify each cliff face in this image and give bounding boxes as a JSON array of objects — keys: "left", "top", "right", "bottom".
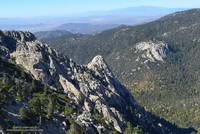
[
  {"left": 135, "top": 41, "right": 170, "bottom": 63},
  {"left": 0, "top": 30, "right": 137, "bottom": 133},
  {"left": 0, "top": 30, "right": 195, "bottom": 134}
]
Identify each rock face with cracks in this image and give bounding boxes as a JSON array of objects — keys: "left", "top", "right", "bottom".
[
  {"left": 135, "top": 41, "right": 171, "bottom": 62},
  {"left": 0, "top": 30, "right": 137, "bottom": 133},
  {"left": 0, "top": 30, "right": 195, "bottom": 134}
]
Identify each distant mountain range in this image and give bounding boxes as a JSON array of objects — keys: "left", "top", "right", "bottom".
[
  {"left": 90, "top": 6, "right": 187, "bottom": 16},
  {"left": 34, "top": 24, "right": 119, "bottom": 35},
  {"left": 54, "top": 23, "right": 119, "bottom": 34},
  {"left": 39, "top": 8, "right": 200, "bottom": 130},
  {"left": 0, "top": 6, "right": 188, "bottom": 32}
]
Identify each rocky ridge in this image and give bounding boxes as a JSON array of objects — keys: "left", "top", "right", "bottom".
[
  {"left": 34, "top": 9, "right": 200, "bottom": 131},
  {"left": 0, "top": 30, "right": 195, "bottom": 134},
  {"left": 0, "top": 30, "right": 137, "bottom": 133}
]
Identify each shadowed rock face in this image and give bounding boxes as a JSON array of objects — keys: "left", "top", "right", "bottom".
[
  {"left": 0, "top": 31, "right": 36, "bottom": 58},
  {"left": 0, "top": 30, "right": 196, "bottom": 134},
  {"left": 3, "top": 31, "right": 36, "bottom": 42}
]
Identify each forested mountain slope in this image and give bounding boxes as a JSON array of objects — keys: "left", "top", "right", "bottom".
[
  {"left": 40, "top": 9, "right": 200, "bottom": 129},
  {"left": 0, "top": 31, "right": 195, "bottom": 133},
  {"left": 34, "top": 30, "right": 73, "bottom": 40}
]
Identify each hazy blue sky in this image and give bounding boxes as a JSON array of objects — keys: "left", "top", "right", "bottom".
[{"left": 1, "top": 0, "right": 200, "bottom": 18}]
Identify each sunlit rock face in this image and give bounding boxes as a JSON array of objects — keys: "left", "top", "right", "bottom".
[
  {"left": 0, "top": 30, "right": 137, "bottom": 133},
  {"left": 0, "top": 30, "right": 193, "bottom": 134},
  {"left": 135, "top": 41, "right": 171, "bottom": 62}
]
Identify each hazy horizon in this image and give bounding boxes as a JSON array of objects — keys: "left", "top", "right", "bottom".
[
  {"left": 0, "top": 2, "right": 194, "bottom": 32},
  {"left": 0, "top": 6, "right": 190, "bottom": 19},
  {"left": 0, "top": 0, "right": 199, "bottom": 18}
]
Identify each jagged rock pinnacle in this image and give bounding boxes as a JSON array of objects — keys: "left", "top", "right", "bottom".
[{"left": 0, "top": 31, "right": 136, "bottom": 133}]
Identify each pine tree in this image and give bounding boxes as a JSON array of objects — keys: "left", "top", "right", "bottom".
[{"left": 124, "top": 122, "right": 144, "bottom": 134}]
